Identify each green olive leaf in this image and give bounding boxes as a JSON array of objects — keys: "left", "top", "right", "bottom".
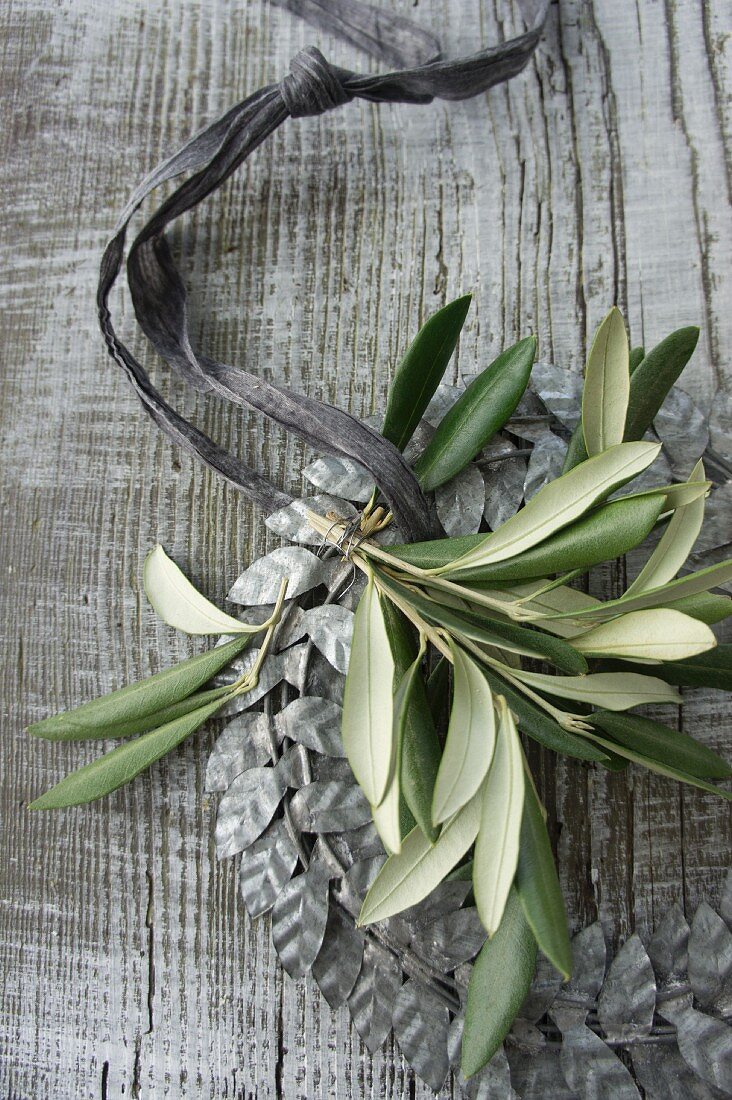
[
  {"left": 440, "top": 442, "right": 660, "bottom": 573},
  {"left": 432, "top": 643, "right": 496, "bottom": 825},
  {"left": 663, "top": 592, "right": 732, "bottom": 625},
  {"left": 571, "top": 609, "right": 716, "bottom": 661},
  {"left": 510, "top": 668, "right": 682, "bottom": 710},
  {"left": 614, "top": 480, "right": 710, "bottom": 511},
  {"left": 614, "top": 644, "right": 732, "bottom": 692},
  {"left": 381, "top": 295, "right": 472, "bottom": 451},
  {"left": 414, "top": 336, "right": 536, "bottom": 491},
  {"left": 473, "top": 698, "right": 525, "bottom": 935},
  {"left": 589, "top": 710, "right": 731, "bottom": 780},
  {"left": 626, "top": 460, "right": 706, "bottom": 595},
  {"left": 462, "top": 888, "right": 537, "bottom": 1078},
  {"left": 629, "top": 346, "right": 645, "bottom": 373},
  {"left": 582, "top": 307, "right": 630, "bottom": 456},
  {"left": 516, "top": 779, "right": 572, "bottom": 979},
  {"left": 28, "top": 635, "right": 249, "bottom": 741},
  {"left": 341, "top": 568, "right": 396, "bottom": 807},
  {"left": 29, "top": 696, "right": 228, "bottom": 809}
]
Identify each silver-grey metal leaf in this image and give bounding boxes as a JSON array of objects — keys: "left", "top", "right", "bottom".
[
  {"left": 434, "top": 464, "right": 485, "bottom": 537},
  {"left": 722, "top": 868, "right": 732, "bottom": 929},
  {"left": 274, "top": 743, "right": 309, "bottom": 789},
  {"left": 519, "top": 953, "right": 564, "bottom": 1024},
  {"left": 688, "top": 901, "right": 732, "bottom": 1014},
  {"left": 551, "top": 923, "right": 606, "bottom": 1031},
  {"left": 509, "top": 389, "right": 553, "bottom": 441},
  {"left": 400, "top": 881, "right": 473, "bottom": 938},
  {"left": 403, "top": 419, "right": 436, "bottom": 465},
  {"left": 669, "top": 1003, "right": 732, "bottom": 1094},
  {"left": 271, "top": 860, "right": 331, "bottom": 979},
  {"left": 227, "top": 547, "right": 326, "bottom": 606},
  {"left": 275, "top": 696, "right": 345, "bottom": 757},
  {"left": 408, "top": 907, "right": 486, "bottom": 973},
  {"left": 596, "top": 933, "right": 656, "bottom": 1041},
  {"left": 482, "top": 443, "right": 526, "bottom": 530},
  {"left": 214, "top": 766, "right": 285, "bottom": 858},
  {"left": 302, "top": 456, "right": 373, "bottom": 502},
  {"left": 238, "top": 818, "right": 299, "bottom": 918},
  {"left": 205, "top": 712, "right": 276, "bottom": 791},
  {"left": 303, "top": 647, "right": 346, "bottom": 705},
  {"left": 531, "top": 361, "right": 584, "bottom": 431},
  {"left": 632, "top": 1045, "right": 722, "bottom": 1100},
  {"left": 312, "top": 901, "right": 364, "bottom": 1009},
  {"left": 709, "top": 392, "right": 732, "bottom": 467},
  {"left": 393, "top": 979, "right": 451, "bottom": 1092},
  {"left": 507, "top": 1044, "right": 576, "bottom": 1100},
  {"left": 326, "top": 823, "right": 384, "bottom": 869},
  {"left": 214, "top": 650, "right": 288, "bottom": 714},
  {"left": 344, "top": 855, "right": 387, "bottom": 903},
  {"left": 523, "top": 431, "right": 568, "bottom": 500},
  {"left": 647, "top": 903, "right": 690, "bottom": 983},
  {"left": 309, "top": 757, "right": 354, "bottom": 784},
  {"left": 449, "top": 1017, "right": 519, "bottom": 1099},
  {"left": 279, "top": 604, "right": 354, "bottom": 673},
  {"left": 265, "top": 494, "right": 358, "bottom": 544},
  {"left": 289, "top": 780, "right": 372, "bottom": 833},
  {"left": 654, "top": 386, "right": 710, "bottom": 478},
  {"left": 559, "top": 1023, "right": 641, "bottom": 1099},
  {"left": 693, "top": 482, "right": 732, "bottom": 555},
  {"left": 347, "top": 939, "right": 402, "bottom": 1053},
  {"left": 424, "top": 382, "right": 465, "bottom": 427}
]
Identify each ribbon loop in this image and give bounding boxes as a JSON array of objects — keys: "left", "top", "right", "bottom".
[{"left": 282, "top": 46, "right": 352, "bottom": 117}]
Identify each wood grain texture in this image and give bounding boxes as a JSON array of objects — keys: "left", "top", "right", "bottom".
[{"left": 0, "top": 0, "right": 729, "bottom": 1095}]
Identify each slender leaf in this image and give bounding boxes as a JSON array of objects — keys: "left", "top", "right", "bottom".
[
  {"left": 358, "top": 789, "right": 483, "bottom": 926},
  {"left": 440, "top": 442, "right": 660, "bottom": 572},
  {"left": 341, "top": 570, "right": 395, "bottom": 807},
  {"left": 582, "top": 307, "right": 630, "bottom": 456},
  {"left": 571, "top": 609, "right": 716, "bottom": 661},
  {"left": 516, "top": 780, "right": 572, "bottom": 979},
  {"left": 371, "top": 761, "right": 403, "bottom": 855},
  {"left": 629, "top": 346, "right": 645, "bottom": 374},
  {"left": 510, "top": 669, "right": 682, "bottom": 710},
  {"left": 614, "top": 480, "right": 710, "bottom": 511},
  {"left": 28, "top": 635, "right": 249, "bottom": 741},
  {"left": 144, "top": 544, "right": 268, "bottom": 634},
  {"left": 381, "top": 295, "right": 472, "bottom": 451},
  {"left": 637, "top": 645, "right": 732, "bottom": 692},
  {"left": 590, "top": 710, "right": 731, "bottom": 780},
  {"left": 664, "top": 592, "right": 732, "bottom": 625},
  {"left": 432, "top": 643, "right": 496, "bottom": 825},
  {"left": 462, "top": 888, "right": 537, "bottom": 1077},
  {"left": 29, "top": 696, "right": 227, "bottom": 809},
  {"left": 626, "top": 460, "right": 706, "bottom": 595},
  {"left": 473, "top": 699, "right": 524, "bottom": 934},
  {"left": 414, "top": 336, "right": 537, "bottom": 491}
]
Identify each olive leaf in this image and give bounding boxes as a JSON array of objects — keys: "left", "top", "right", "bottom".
[
  {"left": 582, "top": 307, "right": 630, "bottom": 456},
  {"left": 432, "top": 642, "right": 496, "bottom": 825},
  {"left": 571, "top": 609, "right": 716, "bottom": 661},
  {"left": 414, "top": 336, "right": 537, "bottom": 491},
  {"left": 641, "top": 644, "right": 732, "bottom": 692},
  {"left": 340, "top": 568, "right": 395, "bottom": 807},
  {"left": 629, "top": 346, "right": 645, "bottom": 373},
  {"left": 664, "top": 592, "right": 732, "bottom": 625},
  {"left": 28, "top": 635, "right": 249, "bottom": 741},
  {"left": 440, "top": 442, "right": 661, "bottom": 572},
  {"left": 615, "top": 479, "right": 710, "bottom": 511},
  {"left": 625, "top": 459, "right": 706, "bottom": 595},
  {"left": 510, "top": 669, "right": 682, "bottom": 711},
  {"left": 589, "top": 711, "right": 731, "bottom": 780},
  {"left": 473, "top": 698, "right": 525, "bottom": 935},
  {"left": 381, "top": 294, "right": 472, "bottom": 452},
  {"left": 144, "top": 544, "right": 269, "bottom": 634}
]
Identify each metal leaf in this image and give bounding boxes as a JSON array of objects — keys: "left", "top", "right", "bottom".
[
  {"left": 653, "top": 386, "right": 710, "bottom": 478},
  {"left": 559, "top": 1023, "right": 641, "bottom": 1099},
  {"left": 434, "top": 464, "right": 485, "bottom": 537},
  {"left": 205, "top": 713, "right": 276, "bottom": 791},
  {"left": 531, "top": 360, "right": 584, "bottom": 431},
  {"left": 214, "top": 651, "right": 287, "bottom": 713},
  {"left": 275, "top": 696, "right": 345, "bottom": 757},
  {"left": 393, "top": 978, "right": 451, "bottom": 1092},
  {"left": 274, "top": 743, "right": 309, "bottom": 789},
  {"left": 278, "top": 604, "right": 354, "bottom": 673},
  {"left": 227, "top": 547, "right": 326, "bottom": 606},
  {"left": 693, "top": 482, "right": 732, "bottom": 555},
  {"left": 632, "top": 1045, "right": 722, "bottom": 1100},
  {"left": 482, "top": 443, "right": 526, "bottom": 530},
  {"left": 722, "top": 868, "right": 732, "bottom": 929},
  {"left": 399, "top": 880, "right": 473, "bottom": 937},
  {"left": 647, "top": 903, "right": 690, "bottom": 983},
  {"left": 409, "top": 907, "right": 487, "bottom": 973},
  {"left": 271, "top": 860, "right": 331, "bottom": 979},
  {"left": 688, "top": 901, "right": 732, "bottom": 1014},
  {"left": 302, "top": 456, "right": 373, "bottom": 502},
  {"left": 347, "top": 939, "right": 402, "bottom": 1053},
  {"left": 550, "top": 923, "right": 606, "bottom": 1031},
  {"left": 596, "top": 933, "right": 656, "bottom": 1041},
  {"left": 519, "top": 953, "right": 565, "bottom": 1024},
  {"left": 312, "top": 901, "right": 364, "bottom": 1008},
  {"left": 424, "top": 382, "right": 465, "bottom": 427},
  {"left": 326, "top": 823, "right": 384, "bottom": 869},
  {"left": 289, "top": 780, "right": 372, "bottom": 833},
  {"left": 344, "top": 855, "right": 387, "bottom": 903},
  {"left": 403, "top": 419, "right": 436, "bottom": 465},
  {"left": 265, "top": 494, "right": 357, "bottom": 544},
  {"left": 238, "top": 818, "right": 299, "bottom": 918},
  {"left": 523, "top": 431, "right": 568, "bottom": 500},
  {"left": 507, "top": 1045, "right": 575, "bottom": 1100},
  {"left": 309, "top": 757, "right": 354, "bottom": 784},
  {"left": 214, "top": 766, "right": 285, "bottom": 858},
  {"left": 670, "top": 1003, "right": 732, "bottom": 1093},
  {"left": 284, "top": 643, "right": 346, "bottom": 704},
  {"left": 449, "top": 1017, "right": 519, "bottom": 1099},
  {"left": 709, "top": 391, "right": 732, "bottom": 467}
]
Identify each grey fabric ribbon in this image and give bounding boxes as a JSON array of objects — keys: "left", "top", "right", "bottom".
[{"left": 98, "top": 0, "right": 548, "bottom": 541}]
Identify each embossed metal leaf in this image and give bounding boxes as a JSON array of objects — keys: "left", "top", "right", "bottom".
[
  {"left": 297, "top": 646, "right": 346, "bottom": 704},
  {"left": 722, "top": 868, "right": 732, "bottom": 929},
  {"left": 654, "top": 386, "right": 710, "bottom": 477},
  {"left": 409, "top": 907, "right": 487, "bottom": 973},
  {"left": 271, "top": 860, "right": 331, "bottom": 979},
  {"left": 393, "top": 979, "right": 451, "bottom": 1092},
  {"left": 560, "top": 1023, "right": 641, "bottom": 1099},
  {"left": 531, "top": 360, "right": 583, "bottom": 430},
  {"left": 399, "top": 880, "right": 472, "bottom": 937},
  {"left": 647, "top": 903, "right": 690, "bottom": 982},
  {"left": 550, "top": 923, "right": 606, "bottom": 1030},
  {"left": 326, "top": 823, "right": 384, "bottom": 870},
  {"left": 693, "top": 482, "right": 732, "bottom": 556},
  {"left": 523, "top": 431, "right": 567, "bottom": 500},
  {"left": 344, "top": 855, "right": 387, "bottom": 903},
  {"left": 302, "top": 456, "right": 373, "bottom": 502},
  {"left": 265, "top": 494, "right": 358, "bottom": 544},
  {"left": 347, "top": 939, "right": 402, "bottom": 1053},
  {"left": 519, "top": 953, "right": 564, "bottom": 1025},
  {"left": 275, "top": 696, "right": 345, "bottom": 757},
  {"left": 597, "top": 933, "right": 656, "bottom": 1041},
  {"left": 214, "top": 766, "right": 285, "bottom": 858},
  {"left": 507, "top": 1045, "right": 573, "bottom": 1100},
  {"left": 424, "top": 382, "right": 465, "bottom": 427},
  {"left": 278, "top": 604, "right": 354, "bottom": 673},
  {"left": 312, "top": 902, "right": 364, "bottom": 1009},
  {"left": 671, "top": 1004, "right": 732, "bottom": 1093},
  {"left": 449, "top": 1017, "right": 518, "bottom": 1099},
  {"left": 227, "top": 547, "right": 326, "bottom": 605},
  {"left": 289, "top": 780, "right": 372, "bottom": 833},
  {"left": 214, "top": 651, "right": 287, "bottom": 714},
  {"left": 205, "top": 713, "right": 276, "bottom": 792},
  {"left": 238, "top": 818, "right": 299, "bottom": 918},
  {"left": 688, "top": 901, "right": 732, "bottom": 1014},
  {"left": 434, "top": 464, "right": 485, "bottom": 537},
  {"left": 482, "top": 445, "right": 526, "bottom": 530},
  {"left": 631, "top": 1044, "right": 721, "bottom": 1100}
]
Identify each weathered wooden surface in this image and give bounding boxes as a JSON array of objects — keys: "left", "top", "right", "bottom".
[{"left": 1, "top": 0, "right": 730, "bottom": 1095}]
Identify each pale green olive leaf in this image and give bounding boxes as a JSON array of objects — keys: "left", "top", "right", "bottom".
[
  {"left": 473, "top": 699, "right": 525, "bottom": 936},
  {"left": 625, "top": 460, "right": 706, "bottom": 595},
  {"left": 580, "top": 728, "right": 732, "bottom": 801},
  {"left": 341, "top": 569, "right": 396, "bottom": 807},
  {"left": 582, "top": 307, "right": 630, "bottom": 456},
  {"left": 431, "top": 643, "right": 496, "bottom": 825},
  {"left": 370, "top": 774, "right": 402, "bottom": 855},
  {"left": 439, "top": 442, "right": 660, "bottom": 573},
  {"left": 358, "top": 788, "right": 483, "bottom": 926},
  {"left": 617, "top": 480, "right": 710, "bottom": 511},
  {"left": 571, "top": 609, "right": 716, "bottom": 661},
  {"left": 144, "top": 545, "right": 268, "bottom": 635},
  {"left": 510, "top": 669, "right": 682, "bottom": 710}
]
